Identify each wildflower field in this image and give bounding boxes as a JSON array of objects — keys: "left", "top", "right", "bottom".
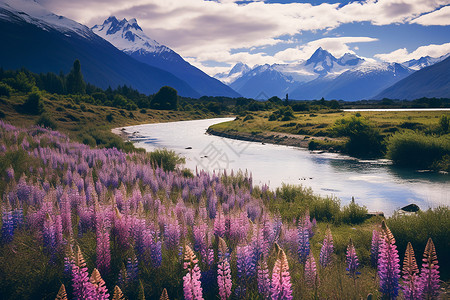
[{"left": 0, "top": 120, "right": 447, "bottom": 299}]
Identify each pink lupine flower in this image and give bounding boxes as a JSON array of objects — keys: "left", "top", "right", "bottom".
[
  {"left": 217, "top": 237, "right": 232, "bottom": 300},
  {"left": 271, "top": 245, "right": 293, "bottom": 300},
  {"left": 305, "top": 252, "right": 319, "bottom": 288},
  {"left": 257, "top": 260, "right": 271, "bottom": 299},
  {"left": 319, "top": 226, "right": 334, "bottom": 268},
  {"left": 183, "top": 245, "right": 203, "bottom": 300},
  {"left": 420, "top": 238, "right": 440, "bottom": 299}
]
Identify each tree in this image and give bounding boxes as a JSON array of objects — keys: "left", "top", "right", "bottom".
[
  {"left": 150, "top": 86, "right": 179, "bottom": 110},
  {"left": 66, "top": 60, "right": 86, "bottom": 95}
]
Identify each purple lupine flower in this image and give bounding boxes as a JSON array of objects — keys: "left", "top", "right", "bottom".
[
  {"left": 214, "top": 208, "right": 226, "bottom": 238},
  {"left": 305, "top": 252, "right": 319, "bottom": 289},
  {"left": 257, "top": 260, "right": 271, "bottom": 299},
  {"left": 151, "top": 239, "right": 162, "bottom": 268},
  {"left": 90, "top": 268, "right": 110, "bottom": 300},
  {"left": 72, "top": 246, "right": 95, "bottom": 300},
  {"left": 217, "top": 238, "right": 232, "bottom": 300},
  {"left": 43, "top": 213, "right": 57, "bottom": 255},
  {"left": 298, "top": 216, "right": 310, "bottom": 264},
  {"left": 6, "top": 166, "right": 14, "bottom": 181},
  {"left": 237, "top": 244, "right": 257, "bottom": 280},
  {"left": 183, "top": 245, "right": 204, "bottom": 300},
  {"left": 378, "top": 221, "right": 401, "bottom": 299},
  {"left": 401, "top": 242, "right": 422, "bottom": 300},
  {"left": 319, "top": 226, "right": 334, "bottom": 268},
  {"left": 420, "top": 238, "right": 440, "bottom": 299},
  {"left": 271, "top": 245, "right": 293, "bottom": 300},
  {"left": 346, "top": 238, "right": 360, "bottom": 279},
  {"left": 12, "top": 208, "right": 24, "bottom": 230},
  {"left": 96, "top": 223, "right": 111, "bottom": 274},
  {"left": 126, "top": 256, "right": 139, "bottom": 282},
  {"left": 371, "top": 230, "right": 381, "bottom": 268},
  {"left": 1, "top": 209, "right": 14, "bottom": 244}
]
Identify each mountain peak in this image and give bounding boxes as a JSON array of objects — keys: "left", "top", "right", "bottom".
[
  {"left": 306, "top": 47, "right": 336, "bottom": 66},
  {"left": 92, "top": 17, "right": 164, "bottom": 54}
]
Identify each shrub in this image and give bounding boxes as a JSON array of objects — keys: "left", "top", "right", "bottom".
[
  {"left": 332, "top": 116, "right": 384, "bottom": 158},
  {"left": 149, "top": 148, "right": 185, "bottom": 172},
  {"left": 106, "top": 113, "right": 113, "bottom": 122},
  {"left": 339, "top": 198, "right": 368, "bottom": 224},
  {"left": 438, "top": 115, "right": 449, "bottom": 134},
  {"left": 20, "top": 91, "right": 44, "bottom": 115},
  {"left": 0, "top": 82, "right": 12, "bottom": 97},
  {"left": 386, "top": 131, "right": 450, "bottom": 170},
  {"left": 35, "top": 114, "right": 57, "bottom": 130}
]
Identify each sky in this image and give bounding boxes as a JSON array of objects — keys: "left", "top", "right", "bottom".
[{"left": 36, "top": 0, "right": 450, "bottom": 76}]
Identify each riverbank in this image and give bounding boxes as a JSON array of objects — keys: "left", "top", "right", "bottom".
[{"left": 206, "top": 126, "right": 344, "bottom": 152}]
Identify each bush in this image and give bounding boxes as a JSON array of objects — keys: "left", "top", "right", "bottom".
[
  {"left": 339, "top": 197, "right": 368, "bottom": 224},
  {"left": 35, "top": 114, "right": 57, "bottom": 130},
  {"left": 386, "top": 130, "right": 450, "bottom": 170},
  {"left": 0, "top": 82, "right": 12, "bottom": 97},
  {"left": 149, "top": 148, "right": 185, "bottom": 172},
  {"left": 20, "top": 91, "right": 44, "bottom": 115},
  {"left": 106, "top": 113, "right": 113, "bottom": 122},
  {"left": 332, "top": 116, "right": 384, "bottom": 158},
  {"left": 269, "top": 106, "right": 295, "bottom": 121}
]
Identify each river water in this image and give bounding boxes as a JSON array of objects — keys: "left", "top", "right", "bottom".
[{"left": 121, "top": 118, "right": 449, "bottom": 215}]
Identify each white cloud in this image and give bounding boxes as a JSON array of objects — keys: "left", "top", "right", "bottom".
[
  {"left": 411, "top": 5, "right": 450, "bottom": 26},
  {"left": 374, "top": 43, "right": 450, "bottom": 62},
  {"left": 36, "top": 0, "right": 449, "bottom": 75}
]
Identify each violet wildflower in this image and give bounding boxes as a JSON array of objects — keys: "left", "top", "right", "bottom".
[
  {"left": 298, "top": 216, "right": 310, "bottom": 264},
  {"left": 420, "top": 238, "right": 440, "bottom": 299},
  {"left": 346, "top": 238, "right": 360, "bottom": 279},
  {"left": 378, "top": 221, "right": 401, "bottom": 299},
  {"left": 183, "top": 245, "right": 204, "bottom": 300},
  {"left": 271, "top": 245, "right": 293, "bottom": 300},
  {"left": 257, "top": 260, "right": 271, "bottom": 299},
  {"left": 319, "top": 226, "right": 334, "bottom": 268},
  {"left": 401, "top": 242, "right": 422, "bottom": 300},
  {"left": 370, "top": 230, "right": 381, "bottom": 268},
  {"left": 305, "top": 252, "right": 319, "bottom": 289},
  {"left": 1, "top": 209, "right": 14, "bottom": 244},
  {"left": 217, "top": 237, "right": 232, "bottom": 300}
]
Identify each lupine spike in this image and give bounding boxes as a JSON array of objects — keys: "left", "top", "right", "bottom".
[
  {"left": 346, "top": 238, "right": 360, "bottom": 279},
  {"left": 257, "top": 260, "right": 271, "bottom": 299},
  {"left": 305, "top": 252, "right": 319, "bottom": 288},
  {"left": 90, "top": 268, "right": 110, "bottom": 300},
  {"left": 217, "top": 237, "right": 232, "bottom": 300},
  {"left": 271, "top": 247, "right": 293, "bottom": 300},
  {"left": 55, "top": 284, "right": 68, "bottom": 300},
  {"left": 297, "top": 216, "right": 310, "bottom": 264},
  {"left": 401, "top": 242, "right": 421, "bottom": 300},
  {"left": 319, "top": 226, "right": 334, "bottom": 268},
  {"left": 378, "top": 220, "right": 401, "bottom": 299},
  {"left": 112, "top": 286, "right": 125, "bottom": 300},
  {"left": 370, "top": 230, "right": 381, "bottom": 268},
  {"left": 183, "top": 245, "right": 204, "bottom": 300},
  {"left": 420, "top": 238, "right": 440, "bottom": 299},
  {"left": 160, "top": 288, "right": 169, "bottom": 300}
]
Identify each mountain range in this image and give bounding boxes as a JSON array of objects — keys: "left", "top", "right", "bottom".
[
  {"left": 92, "top": 17, "right": 239, "bottom": 98},
  {"left": 0, "top": 0, "right": 236, "bottom": 98},
  {"left": 215, "top": 48, "right": 449, "bottom": 100}
]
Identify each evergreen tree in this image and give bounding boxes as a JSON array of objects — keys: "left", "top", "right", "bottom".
[
  {"left": 66, "top": 60, "right": 86, "bottom": 95},
  {"left": 150, "top": 86, "right": 179, "bottom": 110}
]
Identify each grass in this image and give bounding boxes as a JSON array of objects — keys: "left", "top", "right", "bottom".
[{"left": 0, "top": 90, "right": 220, "bottom": 152}]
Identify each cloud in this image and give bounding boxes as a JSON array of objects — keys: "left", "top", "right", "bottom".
[
  {"left": 35, "top": 0, "right": 449, "bottom": 75},
  {"left": 374, "top": 42, "right": 450, "bottom": 62},
  {"left": 411, "top": 5, "right": 450, "bottom": 26}
]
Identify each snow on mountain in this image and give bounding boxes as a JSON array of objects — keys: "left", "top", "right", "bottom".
[
  {"left": 92, "top": 16, "right": 171, "bottom": 55},
  {"left": 0, "top": 0, "right": 94, "bottom": 38},
  {"left": 92, "top": 17, "right": 240, "bottom": 97},
  {"left": 401, "top": 54, "right": 450, "bottom": 70},
  {"left": 0, "top": 1, "right": 200, "bottom": 97},
  {"left": 214, "top": 62, "right": 251, "bottom": 84}
]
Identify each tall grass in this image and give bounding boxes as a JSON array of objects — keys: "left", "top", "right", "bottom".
[{"left": 386, "top": 130, "right": 450, "bottom": 171}]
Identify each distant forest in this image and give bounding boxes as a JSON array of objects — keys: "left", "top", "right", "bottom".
[{"left": 1, "top": 60, "right": 449, "bottom": 116}]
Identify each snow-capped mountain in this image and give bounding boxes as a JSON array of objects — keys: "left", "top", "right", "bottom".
[
  {"left": 401, "top": 54, "right": 449, "bottom": 71},
  {"left": 290, "top": 61, "right": 414, "bottom": 101},
  {"left": 92, "top": 17, "right": 239, "bottom": 97},
  {"left": 0, "top": 0, "right": 199, "bottom": 97},
  {"left": 230, "top": 64, "right": 297, "bottom": 99},
  {"left": 214, "top": 62, "right": 251, "bottom": 85},
  {"left": 376, "top": 56, "right": 450, "bottom": 100}
]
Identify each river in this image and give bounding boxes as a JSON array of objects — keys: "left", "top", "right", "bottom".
[{"left": 120, "top": 118, "right": 449, "bottom": 216}]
